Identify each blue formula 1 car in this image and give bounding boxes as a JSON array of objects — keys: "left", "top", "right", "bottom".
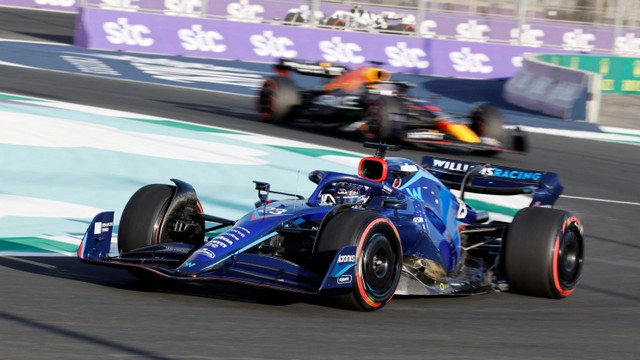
[{"left": 78, "top": 143, "right": 584, "bottom": 311}]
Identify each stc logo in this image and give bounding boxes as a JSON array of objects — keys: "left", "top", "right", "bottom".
[
  {"left": 449, "top": 47, "right": 493, "bottom": 74},
  {"left": 103, "top": 18, "right": 154, "bottom": 47},
  {"left": 98, "top": 0, "right": 139, "bottom": 11},
  {"left": 418, "top": 19, "right": 437, "bottom": 38},
  {"left": 250, "top": 31, "right": 297, "bottom": 58},
  {"left": 34, "top": 0, "right": 75, "bottom": 5},
  {"left": 615, "top": 33, "right": 640, "bottom": 55},
  {"left": 164, "top": 0, "right": 203, "bottom": 16},
  {"left": 227, "top": 0, "right": 264, "bottom": 22},
  {"left": 511, "top": 56, "right": 523, "bottom": 68},
  {"left": 562, "top": 29, "right": 595, "bottom": 51},
  {"left": 319, "top": 37, "right": 364, "bottom": 64},
  {"left": 510, "top": 24, "right": 544, "bottom": 47},
  {"left": 456, "top": 20, "right": 489, "bottom": 42},
  {"left": 179, "top": 25, "right": 226, "bottom": 53},
  {"left": 385, "top": 42, "right": 429, "bottom": 69}
]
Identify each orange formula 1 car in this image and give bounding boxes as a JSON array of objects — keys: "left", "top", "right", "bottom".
[{"left": 258, "top": 59, "right": 527, "bottom": 156}]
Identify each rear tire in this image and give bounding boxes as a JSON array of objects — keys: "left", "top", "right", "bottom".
[
  {"left": 118, "top": 184, "right": 174, "bottom": 253},
  {"left": 315, "top": 210, "right": 402, "bottom": 311},
  {"left": 363, "top": 96, "right": 403, "bottom": 140},
  {"left": 504, "top": 207, "right": 584, "bottom": 298},
  {"left": 258, "top": 76, "right": 301, "bottom": 124},
  {"left": 470, "top": 103, "right": 506, "bottom": 156}
]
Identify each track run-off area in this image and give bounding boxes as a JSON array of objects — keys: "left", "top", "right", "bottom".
[{"left": 0, "top": 91, "right": 364, "bottom": 255}]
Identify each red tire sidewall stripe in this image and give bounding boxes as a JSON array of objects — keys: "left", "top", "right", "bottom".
[
  {"left": 355, "top": 218, "right": 401, "bottom": 308},
  {"left": 552, "top": 216, "right": 581, "bottom": 297},
  {"left": 259, "top": 79, "right": 277, "bottom": 121}
]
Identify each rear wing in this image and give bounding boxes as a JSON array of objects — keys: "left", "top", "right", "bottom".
[
  {"left": 421, "top": 156, "right": 563, "bottom": 207},
  {"left": 275, "top": 58, "right": 349, "bottom": 77}
]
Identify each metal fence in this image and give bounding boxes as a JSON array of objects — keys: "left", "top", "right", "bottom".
[
  {"left": 342, "top": 0, "right": 640, "bottom": 28},
  {"left": 79, "top": 0, "right": 640, "bottom": 28}
]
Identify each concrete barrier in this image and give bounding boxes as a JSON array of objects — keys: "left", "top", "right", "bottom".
[
  {"left": 504, "top": 53, "right": 601, "bottom": 122},
  {"left": 538, "top": 54, "right": 640, "bottom": 95}
]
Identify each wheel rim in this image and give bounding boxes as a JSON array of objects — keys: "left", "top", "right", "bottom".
[
  {"left": 362, "top": 233, "right": 396, "bottom": 296},
  {"left": 558, "top": 229, "right": 583, "bottom": 288}
]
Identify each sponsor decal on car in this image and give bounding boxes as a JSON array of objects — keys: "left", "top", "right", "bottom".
[
  {"left": 93, "top": 221, "right": 113, "bottom": 235},
  {"left": 432, "top": 159, "right": 472, "bottom": 172},
  {"left": 199, "top": 248, "right": 216, "bottom": 259},
  {"left": 337, "top": 254, "right": 356, "bottom": 263},
  {"left": 432, "top": 160, "right": 542, "bottom": 181},
  {"left": 313, "top": 95, "right": 360, "bottom": 109},
  {"left": 480, "top": 167, "right": 542, "bottom": 181},
  {"left": 406, "top": 131, "right": 445, "bottom": 140}
]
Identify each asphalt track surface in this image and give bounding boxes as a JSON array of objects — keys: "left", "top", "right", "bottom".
[{"left": 1, "top": 8, "right": 639, "bottom": 360}]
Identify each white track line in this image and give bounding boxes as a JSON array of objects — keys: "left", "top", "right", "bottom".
[
  {"left": 2, "top": 256, "right": 57, "bottom": 269},
  {"left": 561, "top": 195, "right": 640, "bottom": 206}
]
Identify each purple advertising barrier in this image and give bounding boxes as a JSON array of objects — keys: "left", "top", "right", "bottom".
[
  {"left": 203, "top": 1, "right": 620, "bottom": 51},
  {"left": 75, "top": 7, "right": 592, "bottom": 79},
  {"left": 83, "top": 0, "right": 205, "bottom": 16},
  {"left": 205, "top": 0, "right": 418, "bottom": 24},
  {"left": 414, "top": 13, "right": 617, "bottom": 51},
  {"left": 207, "top": 0, "right": 301, "bottom": 21},
  {"left": 5, "top": 0, "right": 638, "bottom": 54},
  {"left": 0, "top": 0, "right": 80, "bottom": 12}
]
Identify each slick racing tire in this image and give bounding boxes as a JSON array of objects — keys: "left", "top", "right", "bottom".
[
  {"left": 315, "top": 209, "right": 403, "bottom": 311},
  {"left": 470, "top": 103, "right": 506, "bottom": 156},
  {"left": 118, "top": 184, "right": 174, "bottom": 253},
  {"left": 504, "top": 207, "right": 584, "bottom": 299},
  {"left": 258, "top": 76, "right": 301, "bottom": 124},
  {"left": 363, "top": 96, "right": 403, "bottom": 140}
]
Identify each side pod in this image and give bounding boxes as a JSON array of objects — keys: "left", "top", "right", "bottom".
[{"left": 77, "top": 211, "right": 114, "bottom": 261}]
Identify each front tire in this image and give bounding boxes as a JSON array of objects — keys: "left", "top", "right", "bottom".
[
  {"left": 315, "top": 210, "right": 403, "bottom": 311},
  {"left": 118, "top": 184, "right": 174, "bottom": 253},
  {"left": 504, "top": 207, "right": 584, "bottom": 298}
]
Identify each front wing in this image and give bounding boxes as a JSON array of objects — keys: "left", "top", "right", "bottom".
[{"left": 77, "top": 212, "right": 360, "bottom": 296}]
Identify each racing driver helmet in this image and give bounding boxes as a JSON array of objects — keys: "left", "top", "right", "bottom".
[{"left": 320, "top": 182, "right": 369, "bottom": 205}]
